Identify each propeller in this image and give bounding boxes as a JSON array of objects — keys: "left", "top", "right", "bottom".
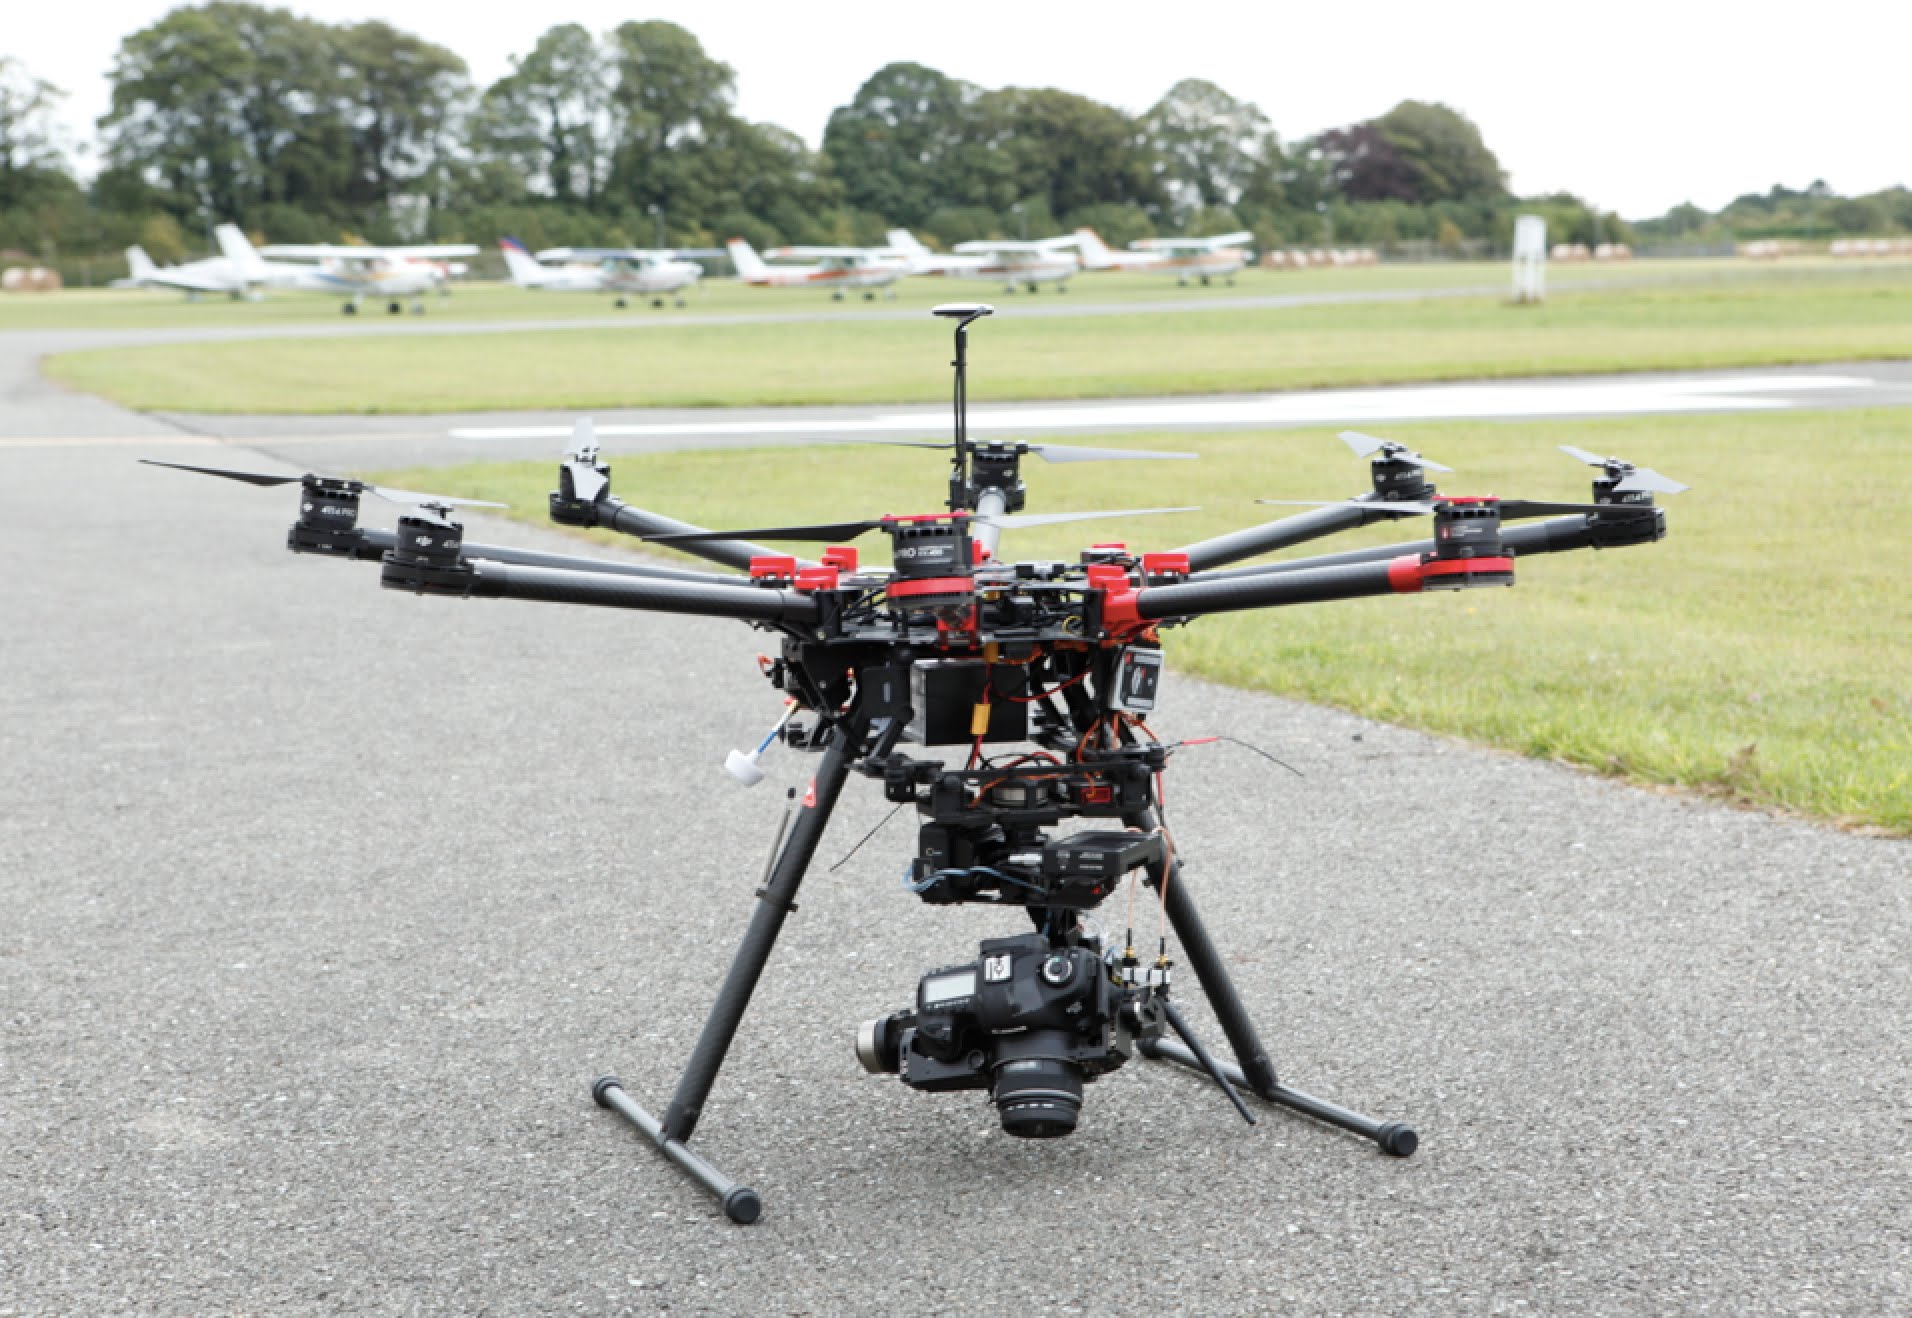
[
  {"left": 560, "top": 417, "right": 610, "bottom": 503},
  {"left": 844, "top": 437, "right": 1197, "bottom": 464},
  {"left": 1339, "top": 429, "right": 1454, "bottom": 473},
  {"left": 1558, "top": 445, "right": 1689, "bottom": 495},
  {"left": 645, "top": 506, "right": 1201, "bottom": 544},
  {"left": 1256, "top": 496, "right": 1645, "bottom": 522},
  {"left": 140, "top": 459, "right": 506, "bottom": 509}
]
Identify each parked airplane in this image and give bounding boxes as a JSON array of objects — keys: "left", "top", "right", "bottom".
[
  {"left": 1124, "top": 230, "right": 1255, "bottom": 285},
  {"left": 949, "top": 238, "right": 1080, "bottom": 292},
  {"left": 726, "top": 238, "right": 907, "bottom": 300},
  {"left": 115, "top": 224, "right": 308, "bottom": 300},
  {"left": 883, "top": 229, "right": 990, "bottom": 277},
  {"left": 255, "top": 239, "right": 480, "bottom": 314},
  {"left": 885, "top": 229, "right": 1079, "bottom": 291},
  {"left": 500, "top": 239, "right": 703, "bottom": 307}
]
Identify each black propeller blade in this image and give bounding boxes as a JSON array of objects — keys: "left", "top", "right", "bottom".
[
  {"left": 1339, "top": 429, "right": 1454, "bottom": 473},
  {"left": 645, "top": 506, "right": 1201, "bottom": 545},
  {"left": 842, "top": 437, "right": 1198, "bottom": 464},
  {"left": 141, "top": 458, "right": 505, "bottom": 509},
  {"left": 1558, "top": 444, "right": 1689, "bottom": 495},
  {"left": 1257, "top": 497, "right": 1649, "bottom": 522}
]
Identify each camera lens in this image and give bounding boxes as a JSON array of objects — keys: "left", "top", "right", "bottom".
[{"left": 993, "top": 1054, "right": 1084, "bottom": 1138}]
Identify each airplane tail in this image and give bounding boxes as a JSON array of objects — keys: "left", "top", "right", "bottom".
[
  {"left": 886, "top": 229, "right": 930, "bottom": 257},
  {"left": 498, "top": 237, "right": 547, "bottom": 287},
  {"left": 124, "top": 246, "right": 157, "bottom": 280},
  {"left": 726, "top": 237, "right": 768, "bottom": 279},
  {"left": 214, "top": 224, "right": 271, "bottom": 282},
  {"left": 1072, "top": 227, "right": 1115, "bottom": 269}
]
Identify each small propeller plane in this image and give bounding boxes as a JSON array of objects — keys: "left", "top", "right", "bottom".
[
  {"left": 727, "top": 238, "right": 908, "bottom": 300},
  {"left": 947, "top": 238, "right": 1080, "bottom": 293},
  {"left": 115, "top": 224, "right": 311, "bottom": 301},
  {"left": 256, "top": 239, "right": 480, "bottom": 315},
  {"left": 1124, "top": 230, "right": 1255, "bottom": 285},
  {"left": 500, "top": 239, "right": 704, "bottom": 308}
]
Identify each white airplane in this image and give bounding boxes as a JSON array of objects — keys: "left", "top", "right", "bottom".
[
  {"left": 1123, "top": 230, "right": 1255, "bottom": 285},
  {"left": 883, "top": 229, "right": 990, "bottom": 277},
  {"left": 256, "top": 238, "right": 480, "bottom": 315},
  {"left": 500, "top": 238, "right": 703, "bottom": 308},
  {"left": 115, "top": 224, "right": 309, "bottom": 300},
  {"left": 948, "top": 238, "right": 1079, "bottom": 293},
  {"left": 726, "top": 238, "right": 907, "bottom": 300}
]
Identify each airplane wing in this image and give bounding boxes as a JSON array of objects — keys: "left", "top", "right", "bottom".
[
  {"left": 1129, "top": 231, "right": 1254, "bottom": 252},
  {"left": 261, "top": 243, "right": 479, "bottom": 261},
  {"left": 766, "top": 246, "right": 880, "bottom": 259},
  {"left": 536, "top": 246, "right": 710, "bottom": 262},
  {"left": 144, "top": 267, "right": 240, "bottom": 294},
  {"left": 951, "top": 239, "right": 1056, "bottom": 254}
]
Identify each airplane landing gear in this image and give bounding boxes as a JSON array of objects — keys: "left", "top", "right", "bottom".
[
  {"left": 673, "top": 297, "right": 687, "bottom": 308},
  {"left": 615, "top": 297, "right": 630, "bottom": 309},
  {"left": 1200, "top": 275, "right": 1212, "bottom": 286},
  {"left": 863, "top": 290, "right": 875, "bottom": 302},
  {"left": 832, "top": 290, "right": 845, "bottom": 302},
  {"left": 342, "top": 300, "right": 359, "bottom": 316},
  {"left": 651, "top": 297, "right": 666, "bottom": 309},
  {"left": 387, "top": 300, "right": 404, "bottom": 315},
  {"left": 409, "top": 300, "right": 426, "bottom": 314},
  {"left": 1026, "top": 281, "right": 1040, "bottom": 293}
]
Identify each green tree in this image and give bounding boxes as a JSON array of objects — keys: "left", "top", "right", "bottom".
[
  {"left": 476, "top": 24, "right": 611, "bottom": 206},
  {"left": 334, "top": 21, "right": 470, "bottom": 214},
  {"left": 99, "top": 4, "right": 346, "bottom": 224},
  {"left": 0, "top": 57, "right": 74, "bottom": 209},
  {"left": 1142, "top": 78, "right": 1282, "bottom": 223},
  {"left": 822, "top": 62, "right": 977, "bottom": 228},
  {"left": 958, "top": 87, "right": 1164, "bottom": 221},
  {"left": 1372, "top": 100, "right": 1506, "bottom": 202},
  {"left": 605, "top": 19, "right": 737, "bottom": 215}
]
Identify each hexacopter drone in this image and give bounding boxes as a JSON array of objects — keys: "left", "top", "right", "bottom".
[{"left": 147, "top": 304, "right": 1681, "bottom": 1223}]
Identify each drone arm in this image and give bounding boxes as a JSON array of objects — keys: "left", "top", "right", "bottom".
[
  {"left": 1129, "top": 558, "right": 1406, "bottom": 621},
  {"left": 588, "top": 497, "right": 804, "bottom": 573},
  {"left": 458, "top": 560, "right": 821, "bottom": 625},
  {"left": 463, "top": 540, "right": 740, "bottom": 585},
  {"left": 1170, "top": 499, "right": 1410, "bottom": 573},
  {"left": 1184, "top": 509, "right": 1664, "bottom": 583}
]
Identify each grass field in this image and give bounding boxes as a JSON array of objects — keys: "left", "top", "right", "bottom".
[
  {"left": 49, "top": 263, "right": 1912, "bottom": 414},
  {"left": 0, "top": 257, "right": 1754, "bottom": 332},
  {"left": 369, "top": 408, "right": 1912, "bottom": 834}
]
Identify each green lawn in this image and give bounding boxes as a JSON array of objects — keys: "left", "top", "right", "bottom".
[
  {"left": 49, "top": 263, "right": 1912, "bottom": 414},
  {"left": 370, "top": 408, "right": 1912, "bottom": 834}
]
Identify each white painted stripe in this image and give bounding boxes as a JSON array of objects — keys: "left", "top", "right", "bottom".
[{"left": 447, "top": 374, "right": 1876, "bottom": 443}]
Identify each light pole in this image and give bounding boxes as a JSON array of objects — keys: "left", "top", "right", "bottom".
[{"left": 649, "top": 203, "right": 665, "bottom": 250}]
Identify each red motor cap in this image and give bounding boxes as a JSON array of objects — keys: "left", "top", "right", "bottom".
[
  {"left": 749, "top": 555, "right": 798, "bottom": 580},
  {"left": 794, "top": 566, "right": 840, "bottom": 592},
  {"left": 821, "top": 545, "right": 859, "bottom": 572},
  {"left": 1085, "top": 563, "right": 1130, "bottom": 591},
  {"left": 1141, "top": 552, "right": 1190, "bottom": 578}
]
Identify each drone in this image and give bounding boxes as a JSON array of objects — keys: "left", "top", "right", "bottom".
[{"left": 147, "top": 303, "right": 1679, "bottom": 1224}]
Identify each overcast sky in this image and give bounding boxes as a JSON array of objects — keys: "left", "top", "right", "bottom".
[{"left": 14, "top": 0, "right": 1909, "bottom": 220}]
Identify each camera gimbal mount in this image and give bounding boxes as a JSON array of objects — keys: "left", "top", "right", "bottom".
[{"left": 148, "top": 304, "right": 1676, "bottom": 1223}]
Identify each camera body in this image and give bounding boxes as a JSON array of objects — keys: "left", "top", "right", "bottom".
[{"left": 858, "top": 932, "right": 1136, "bottom": 1138}]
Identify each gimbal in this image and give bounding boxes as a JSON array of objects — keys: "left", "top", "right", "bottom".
[{"left": 147, "top": 303, "right": 1675, "bottom": 1223}]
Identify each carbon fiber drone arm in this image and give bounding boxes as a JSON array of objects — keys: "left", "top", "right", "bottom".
[
  {"left": 1182, "top": 509, "right": 1665, "bottom": 584},
  {"left": 1168, "top": 497, "right": 1415, "bottom": 573},
  {"left": 464, "top": 560, "right": 821, "bottom": 625},
  {"left": 573, "top": 495, "right": 806, "bottom": 574}
]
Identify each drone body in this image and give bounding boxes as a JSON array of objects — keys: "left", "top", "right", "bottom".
[{"left": 149, "top": 304, "right": 1676, "bottom": 1224}]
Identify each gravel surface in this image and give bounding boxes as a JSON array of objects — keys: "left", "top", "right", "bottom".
[{"left": 3, "top": 442, "right": 1906, "bottom": 1316}]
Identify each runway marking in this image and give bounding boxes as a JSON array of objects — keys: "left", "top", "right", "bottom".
[{"left": 448, "top": 374, "right": 1877, "bottom": 443}]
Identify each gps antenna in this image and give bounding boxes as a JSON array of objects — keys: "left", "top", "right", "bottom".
[{"left": 932, "top": 303, "right": 994, "bottom": 511}]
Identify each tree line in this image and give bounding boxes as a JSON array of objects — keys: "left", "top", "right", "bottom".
[{"left": 2, "top": 6, "right": 1902, "bottom": 277}]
